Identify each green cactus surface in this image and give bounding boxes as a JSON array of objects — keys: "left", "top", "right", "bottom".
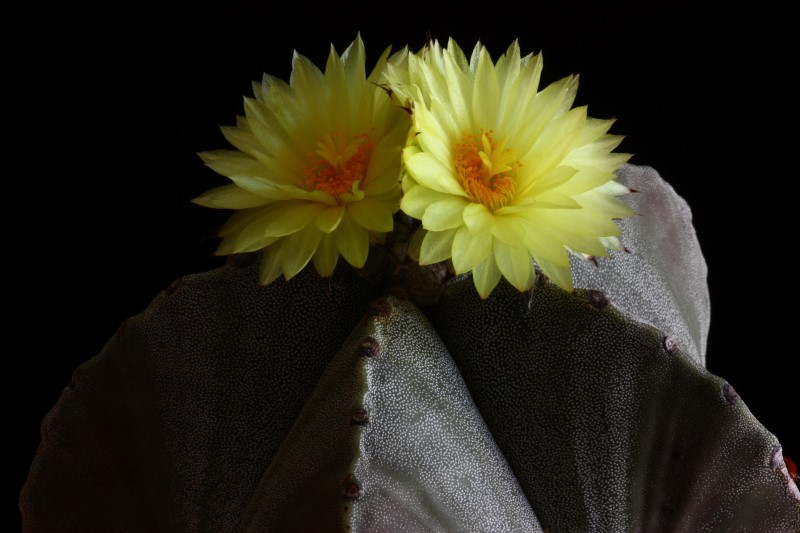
[{"left": 20, "top": 166, "right": 799, "bottom": 531}]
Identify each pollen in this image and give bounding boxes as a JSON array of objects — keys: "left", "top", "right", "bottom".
[
  {"left": 454, "top": 131, "right": 519, "bottom": 211},
  {"left": 305, "top": 132, "right": 374, "bottom": 202}
]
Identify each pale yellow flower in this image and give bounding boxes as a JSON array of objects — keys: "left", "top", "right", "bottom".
[
  {"left": 194, "top": 36, "right": 410, "bottom": 284},
  {"left": 386, "top": 39, "right": 634, "bottom": 298}
]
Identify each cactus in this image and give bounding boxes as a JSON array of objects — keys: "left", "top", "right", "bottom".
[{"left": 20, "top": 166, "right": 800, "bottom": 530}]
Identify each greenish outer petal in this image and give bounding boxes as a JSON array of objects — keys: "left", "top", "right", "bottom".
[
  {"left": 493, "top": 241, "right": 533, "bottom": 292},
  {"left": 422, "top": 196, "right": 468, "bottom": 231},
  {"left": 429, "top": 277, "right": 799, "bottom": 532},
  {"left": 420, "top": 228, "right": 457, "bottom": 265},
  {"left": 279, "top": 225, "right": 322, "bottom": 280},
  {"left": 311, "top": 233, "right": 339, "bottom": 277},
  {"left": 259, "top": 246, "right": 283, "bottom": 286},
  {"left": 315, "top": 205, "right": 345, "bottom": 233},
  {"left": 451, "top": 227, "right": 493, "bottom": 274},
  {"left": 262, "top": 202, "right": 327, "bottom": 238},
  {"left": 463, "top": 202, "right": 494, "bottom": 235},
  {"left": 400, "top": 184, "right": 450, "bottom": 220},
  {"left": 19, "top": 264, "right": 378, "bottom": 532},
  {"left": 571, "top": 164, "right": 711, "bottom": 365},
  {"left": 192, "top": 184, "right": 270, "bottom": 210},
  {"left": 404, "top": 152, "right": 465, "bottom": 197},
  {"left": 347, "top": 198, "right": 395, "bottom": 233},
  {"left": 241, "top": 297, "right": 542, "bottom": 532},
  {"left": 472, "top": 255, "right": 503, "bottom": 299},
  {"left": 334, "top": 214, "right": 369, "bottom": 268}
]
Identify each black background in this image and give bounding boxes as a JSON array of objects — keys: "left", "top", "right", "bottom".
[{"left": 13, "top": 2, "right": 796, "bottom": 526}]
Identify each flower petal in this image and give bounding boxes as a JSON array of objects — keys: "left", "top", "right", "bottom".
[
  {"left": 575, "top": 192, "right": 637, "bottom": 220},
  {"left": 422, "top": 197, "right": 469, "bottom": 231},
  {"left": 242, "top": 98, "right": 308, "bottom": 180},
  {"left": 334, "top": 214, "right": 369, "bottom": 268},
  {"left": 312, "top": 233, "right": 339, "bottom": 277},
  {"left": 218, "top": 208, "right": 266, "bottom": 237},
  {"left": 420, "top": 228, "right": 457, "bottom": 264},
  {"left": 219, "top": 126, "right": 267, "bottom": 161},
  {"left": 416, "top": 102, "right": 462, "bottom": 155},
  {"left": 315, "top": 206, "right": 345, "bottom": 233},
  {"left": 347, "top": 198, "right": 395, "bottom": 232},
  {"left": 516, "top": 165, "right": 577, "bottom": 199},
  {"left": 520, "top": 105, "right": 587, "bottom": 178},
  {"left": 534, "top": 208, "right": 622, "bottom": 239},
  {"left": 494, "top": 41, "right": 521, "bottom": 93},
  {"left": 534, "top": 254, "right": 574, "bottom": 292},
  {"left": 511, "top": 74, "right": 577, "bottom": 146},
  {"left": 600, "top": 235, "right": 624, "bottom": 252},
  {"left": 199, "top": 150, "right": 269, "bottom": 179},
  {"left": 555, "top": 168, "right": 617, "bottom": 197},
  {"left": 401, "top": 184, "right": 451, "bottom": 220},
  {"left": 217, "top": 217, "right": 281, "bottom": 255},
  {"left": 471, "top": 45, "right": 500, "bottom": 130},
  {"left": 442, "top": 51, "right": 473, "bottom": 132},
  {"left": 452, "top": 226, "right": 493, "bottom": 274},
  {"left": 404, "top": 151, "right": 466, "bottom": 196},
  {"left": 259, "top": 246, "right": 283, "bottom": 286},
  {"left": 490, "top": 214, "right": 528, "bottom": 248},
  {"left": 192, "top": 184, "right": 271, "bottom": 210},
  {"left": 262, "top": 202, "right": 327, "bottom": 238},
  {"left": 408, "top": 228, "right": 425, "bottom": 262},
  {"left": 289, "top": 51, "right": 328, "bottom": 130},
  {"left": 280, "top": 225, "right": 323, "bottom": 280},
  {"left": 463, "top": 203, "right": 494, "bottom": 235},
  {"left": 522, "top": 224, "right": 570, "bottom": 268},
  {"left": 342, "top": 34, "right": 366, "bottom": 85},
  {"left": 415, "top": 130, "right": 452, "bottom": 167},
  {"left": 472, "top": 255, "right": 503, "bottom": 299},
  {"left": 493, "top": 240, "right": 533, "bottom": 291},
  {"left": 363, "top": 145, "right": 403, "bottom": 195}
]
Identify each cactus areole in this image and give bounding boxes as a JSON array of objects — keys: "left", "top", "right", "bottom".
[{"left": 20, "top": 32, "right": 799, "bottom": 532}]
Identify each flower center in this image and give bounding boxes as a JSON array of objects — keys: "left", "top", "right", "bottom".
[
  {"left": 305, "top": 132, "right": 373, "bottom": 203},
  {"left": 454, "top": 131, "right": 519, "bottom": 211}
]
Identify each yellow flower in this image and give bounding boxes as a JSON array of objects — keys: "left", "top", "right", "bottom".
[
  {"left": 386, "top": 39, "right": 634, "bottom": 298},
  {"left": 194, "top": 36, "right": 410, "bottom": 285}
]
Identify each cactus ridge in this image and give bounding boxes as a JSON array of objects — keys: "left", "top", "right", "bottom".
[{"left": 432, "top": 277, "right": 799, "bottom": 531}]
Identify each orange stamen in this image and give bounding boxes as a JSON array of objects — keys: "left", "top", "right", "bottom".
[
  {"left": 454, "top": 131, "right": 519, "bottom": 211},
  {"left": 304, "top": 132, "right": 373, "bottom": 203}
]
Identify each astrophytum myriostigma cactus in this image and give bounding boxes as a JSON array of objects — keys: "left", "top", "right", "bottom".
[{"left": 20, "top": 165, "right": 800, "bottom": 531}]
